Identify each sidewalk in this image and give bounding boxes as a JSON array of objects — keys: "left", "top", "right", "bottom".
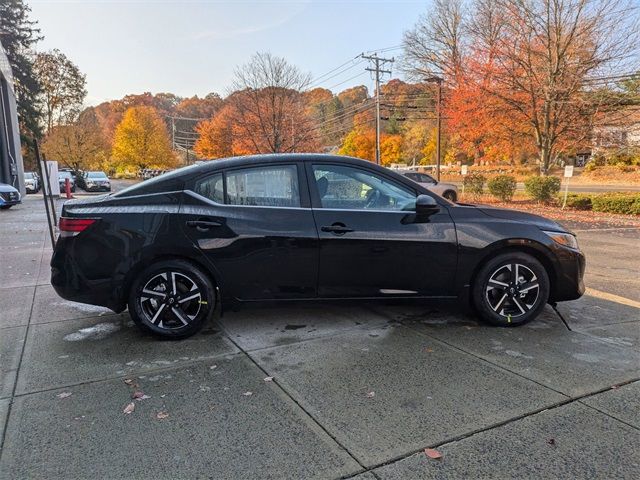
[{"left": 1, "top": 197, "right": 638, "bottom": 479}]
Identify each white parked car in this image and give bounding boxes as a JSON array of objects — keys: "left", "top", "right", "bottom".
[{"left": 396, "top": 170, "right": 458, "bottom": 202}]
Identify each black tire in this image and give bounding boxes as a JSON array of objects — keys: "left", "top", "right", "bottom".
[
  {"left": 472, "top": 252, "right": 549, "bottom": 327},
  {"left": 0, "top": 205, "right": 11, "bottom": 210},
  {"left": 443, "top": 190, "right": 457, "bottom": 202},
  {"left": 128, "top": 259, "right": 216, "bottom": 339}
]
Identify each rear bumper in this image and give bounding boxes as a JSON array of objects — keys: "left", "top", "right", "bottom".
[{"left": 51, "top": 238, "right": 124, "bottom": 312}]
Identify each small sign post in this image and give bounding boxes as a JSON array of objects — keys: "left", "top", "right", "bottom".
[
  {"left": 562, "top": 165, "right": 574, "bottom": 209},
  {"left": 461, "top": 165, "right": 468, "bottom": 197}
]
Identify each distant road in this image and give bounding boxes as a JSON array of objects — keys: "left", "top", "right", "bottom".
[{"left": 451, "top": 181, "right": 640, "bottom": 193}]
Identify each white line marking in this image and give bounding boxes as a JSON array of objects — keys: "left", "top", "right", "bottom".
[{"left": 586, "top": 288, "right": 640, "bottom": 309}]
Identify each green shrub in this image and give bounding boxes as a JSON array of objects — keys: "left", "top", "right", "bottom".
[
  {"left": 561, "top": 193, "right": 593, "bottom": 210},
  {"left": 488, "top": 175, "right": 517, "bottom": 201},
  {"left": 463, "top": 173, "right": 486, "bottom": 196},
  {"left": 524, "top": 175, "right": 561, "bottom": 203},
  {"left": 591, "top": 193, "right": 640, "bottom": 215}
]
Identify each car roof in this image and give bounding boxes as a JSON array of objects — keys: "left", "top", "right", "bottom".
[{"left": 114, "top": 154, "right": 427, "bottom": 198}]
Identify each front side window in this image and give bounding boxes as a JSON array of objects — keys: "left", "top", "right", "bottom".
[
  {"left": 226, "top": 165, "right": 300, "bottom": 207},
  {"left": 195, "top": 173, "right": 224, "bottom": 204},
  {"left": 313, "top": 164, "right": 416, "bottom": 211}
]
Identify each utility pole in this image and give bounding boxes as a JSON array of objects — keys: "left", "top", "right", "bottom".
[
  {"left": 171, "top": 116, "right": 175, "bottom": 150},
  {"left": 425, "top": 76, "right": 443, "bottom": 181},
  {"left": 362, "top": 53, "right": 394, "bottom": 165}
]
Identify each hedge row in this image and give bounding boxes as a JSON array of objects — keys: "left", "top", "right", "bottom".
[
  {"left": 561, "top": 192, "right": 640, "bottom": 215},
  {"left": 471, "top": 174, "right": 640, "bottom": 215}
]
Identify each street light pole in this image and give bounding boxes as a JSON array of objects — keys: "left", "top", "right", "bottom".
[{"left": 425, "top": 76, "right": 443, "bottom": 181}]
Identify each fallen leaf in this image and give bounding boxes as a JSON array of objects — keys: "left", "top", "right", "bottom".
[
  {"left": 135, "top": 394, "right": 151, "bottom": 401},
  {"left": 156, "top": 411, "right": 169, "bottom": 419},
  {"left": 424, "top": 448, "right": 443, "bottom": 460},
  {"left": 123, "top": 402, "right": 135, "bottom": 414},
  {"left": 547, "top": 438, "right": 556, "bottom": 446},
  {"left": 132, "top": 391, "right": 145, "bottom": 399},
  {"left": 264, "top": 377, "right": 273, "bottom": 382},
  {"left": 124, "top": 379, "right": 134, "bottom": 385},
  {"left": 56, "top": 392, "right": 72, "bottom": 399},
  {"left": 425, "top": 348, "right": 434, "bottom": 353},
  {"left": 366, "top": 391, "right": 375, "bottom": 398},
  {"left": 243, "top": 391, "right": 253, "bottom": 396}
]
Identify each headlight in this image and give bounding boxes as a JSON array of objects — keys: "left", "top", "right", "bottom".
[{"left": 543, "top": 231, "right": 579, "bottom": 250}]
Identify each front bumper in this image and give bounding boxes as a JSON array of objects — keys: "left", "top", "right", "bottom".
[
  {"left": 550, "top": 246, "right": 586, "bottom": 302},
  {"left": 0, "top": 193, "right": 21, "bottom": 206}
]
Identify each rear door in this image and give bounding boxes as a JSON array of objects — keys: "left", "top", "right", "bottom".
[
  {"left": 307, "top": 162, "right": 457, "bottom": 298},
  {"left": 181, "top": 162, "right": 318, "bottom": 300}
]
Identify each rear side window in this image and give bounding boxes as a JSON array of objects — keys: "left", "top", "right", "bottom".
[
  {"left": 195, "top": 173, "right": 224, "bottom": 204},
  {"left": 226, "top": 165, "right": 300, "bottom": 207}
]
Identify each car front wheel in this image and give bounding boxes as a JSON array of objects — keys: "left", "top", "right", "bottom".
[
  {"left": 128, "top": 259, "right": 215, "bottom": 339},
  {"left": 472, "top": 252, "right": 549, "bottom": 327}
]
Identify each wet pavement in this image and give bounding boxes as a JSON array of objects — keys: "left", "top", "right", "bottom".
[{"left": 0, "top": 196, "right": 638, "bottom": 479}]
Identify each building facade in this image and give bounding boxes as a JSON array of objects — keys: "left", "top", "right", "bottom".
[{"left": 0, "top": 41, "right": 25, "bottom": 195}]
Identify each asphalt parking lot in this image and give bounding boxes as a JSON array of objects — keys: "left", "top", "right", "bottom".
[{"left": 1, "top": 196, "right": 639, "bottom": 479}]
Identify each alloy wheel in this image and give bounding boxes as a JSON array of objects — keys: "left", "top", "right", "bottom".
[
  {"left": 485, "top": 263, "right": 540, "bottom": 319},
  {"left": 138, "top": 271, "right": 202, "bottom": 329}
]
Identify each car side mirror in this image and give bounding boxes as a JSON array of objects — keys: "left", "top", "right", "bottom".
[{"left": 415, "top": 194, "right": 439, "bottom": 216}]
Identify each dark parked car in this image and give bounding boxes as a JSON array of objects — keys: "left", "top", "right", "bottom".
[
  {"left": 0, "top": 183, "right": 21, "bottom": 209},
  {"left": 58, "top": 171, "right": 76, "bottom": 193},
  {"left": 24, "top": 171, "right": 40, "bottom": 193},
  {"left": 51, "top": 154, "right": 585, "bottom": 339},
  {"left": 78, "top": 171, "right": 111, "bottom": 192}
]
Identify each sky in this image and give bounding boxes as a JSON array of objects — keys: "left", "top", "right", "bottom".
[{"left": 29, "top": 0, "right": 429, "bottom": 105}]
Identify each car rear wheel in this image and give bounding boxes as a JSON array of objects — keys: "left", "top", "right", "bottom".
[
  {"left": 128, "top": 259, "right": 215, "bottom": 339},
  {"left": 443, "top": 190, "right": 457, "bottom": 202},
  {"left": 472, "top": 252, "right": 549, "bottom": 327}
]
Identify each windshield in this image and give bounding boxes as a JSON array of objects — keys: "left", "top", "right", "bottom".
[
  {"left": 405, "top": 172, "right": 436, "bottom": 184},
  {"left": 59, "top": 172, "right": 72, "bottom": 179},
  {"left": 24, "top": 173, "right": 33, "bottom": 179},
  {"left": 88, "top": 172, "right": 108, "bottom": 178}
]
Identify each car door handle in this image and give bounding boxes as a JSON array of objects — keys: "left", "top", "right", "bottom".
[
  {"left": 186, "top": 220, "right": 222, "bottom": 231},
  {"left": 321, "top": 224, "right": 354, "bottom": 234}
]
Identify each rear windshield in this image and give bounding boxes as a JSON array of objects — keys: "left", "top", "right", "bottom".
[
  {"left": 24, "top": 172, "right": 33, "bottom": 179},
  {"left": 114, "top": 164, "right": 200, "bottom": 197}
]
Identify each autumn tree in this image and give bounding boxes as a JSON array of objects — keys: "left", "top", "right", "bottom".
[
  {"left": 404, "top": 0, "right": 640, "bottom": 173},
  {"left": 228, "top": 52, "right": 319, "bottom": 153},
  {"left": 33, "top": 49, "right": 87, "bottom": 132},
  {"left": 42, "top": 108, "right": 107, "bottom": 172},
  {"left": 403, "top": 0, "right": 466, "bottom": 85},
  {"left": 193, "top": 105, "right": 253, "bottom": 158},
  {"left": 0, "top": 0, "right": 42, "bottom": 139},
  {"left": 111, "top": 106, "right": 177, "bottom": 171}
]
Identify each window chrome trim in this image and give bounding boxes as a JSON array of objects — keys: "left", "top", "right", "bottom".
[
  {"left": 184, "top": 190, "right": 311, "bottom": 210},
  {"left": 185, "top": 190, "right": 422, "bottom": 214}
]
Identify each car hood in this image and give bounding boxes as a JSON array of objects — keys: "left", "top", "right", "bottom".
[
  {"left": 0, "top": 183, "right": 18, "bottom": 193},
  {"left": 474, "top": 205, "right": 570, "bottom": 233}
]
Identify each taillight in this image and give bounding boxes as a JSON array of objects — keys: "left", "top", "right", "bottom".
[{"left": 59, "top": 217, "right": 97, "bottom": 237}]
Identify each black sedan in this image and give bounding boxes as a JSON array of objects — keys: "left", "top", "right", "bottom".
[{"left": 51, "top": 154, "right": 585, "bottom": 339}]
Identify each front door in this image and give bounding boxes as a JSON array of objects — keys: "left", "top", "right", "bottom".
[
  {"left": 181, "top": 163, "right": 318, "bottom": 300},
  {"left": 308, "top": 163, "right": 457, "bottom": 298}
]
